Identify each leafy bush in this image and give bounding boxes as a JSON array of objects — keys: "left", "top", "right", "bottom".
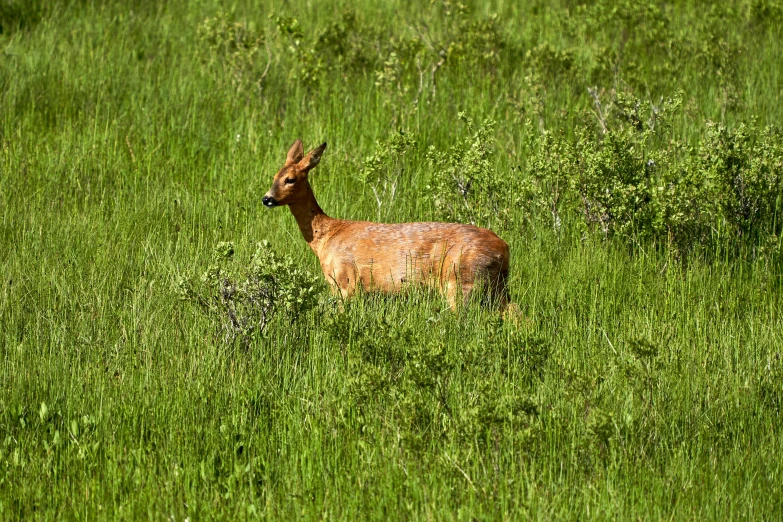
[
  {"left": 439, "top": 7, "right": 506, "bottom": 68},
  {"left": 526, "top": 43, "right": 575, "bottom": 82},
  {"left": 746, "top": 0, "right": 783, "bottom": 26},
  {"left": 197, "top": 12, "right": 267, "bottom": 92},
  {"left": 514, "top": 90, "right": 783, "bottom": 256},
  {"left": 176, "top": 241, "right": 321, "bottom": 347},
  {"left": 374, "top": 36, "right": 426, "bottom": 106},
  {"left": 418, "top": 91, "right": 783, "bottom": 259},
  {"left": 700, "top": 121, "right": 783, "bottom": 240},
  {"left": 409, "top": 2, "right": 510, "bottom": 101},
  {"left": 327, "top": 310, "right": 542, "bottom": 452},
  {"left": 273, "top": 15, "right": 325, "bottom": 88},
  {"left": 267, "top": 2, "right": 509, "bottom": 103},
  {"left": 275, "top": 11, "right": 380, "bottom": 88},
  {"left": 360, "top": 130, "right": 417, "bottom": 220},
  {"left": 427, "top": 113, "right": 507, "bottom": 229},
  {"left": 315, "top": 10, "right": 378, "bottom": 73}
]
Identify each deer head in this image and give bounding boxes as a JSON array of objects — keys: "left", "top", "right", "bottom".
[{"left": 262, "top": 140, "right": 327, "bottom": 208}]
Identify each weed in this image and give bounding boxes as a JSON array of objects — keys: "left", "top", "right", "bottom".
[{"left": 176, "top": 241, "right": 321, "bottom": 347}]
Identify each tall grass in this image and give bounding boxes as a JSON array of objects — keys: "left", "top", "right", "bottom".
[{"left": 1, "top": 0, "right": 782, "bottom": 519}]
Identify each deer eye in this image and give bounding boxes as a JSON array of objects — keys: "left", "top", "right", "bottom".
[{"left": 284, "top": 177, "right": 296, "bottom": 185}]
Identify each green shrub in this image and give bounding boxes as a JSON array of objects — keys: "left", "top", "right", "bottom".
[
  {"left": 361, "top": 130, "right": 417, "bottom": 220},
  {"left": 700, "top": 121, "right": 783, "bottom": 240},
  {"left": 427, "top": 114, "right": 507, "bottom": 229},
  {"left": 315, "top": 10, "right": 378, "bottom": 73},
  {"left": 275, "top": 11, "right": 381, "bottom": 88},
  {"left": 326, "top": 309, "right": 542, "bottom": 453},
  {"left": 416, "top": 90, "right": 783, "bottom": 258},
  {"left": 176, "top": 241, "right": 321, "bottom": 347},
  {"left": 197, "top": 12, "right": 267, "bottom": 92},
  {"left": 273, "top": 15, "right": 324, "bottom": 87}
]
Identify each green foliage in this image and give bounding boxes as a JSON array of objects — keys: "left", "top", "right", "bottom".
[
  {"left": 197, "top": 12, "right": 267, "bottom": 92},
  {"left": 518, "top": 126, "right": 573, "bottom": 231},
  {"left": 3, "top": 0, "right": 783, "bottom": 519},
  {"left": 428, "top": 113, "right": 504, "bottom": 228},
  {"left": 516, "top": 91, "right": 783, "bottom": 256},
  {"left": 269, "top": 1, "right": 508, "bottom": 102},
  {"left": 275, "top": 11, "right": 380, "bottom": 87},
  {"left": 758, "top": 352, "right": 783, "bottom": 414},
  {"left": 360, "top": 130, "right": 416, "bottom": 219},
  {"left": 374, "top": 36, "right": 425, "bottom": 106},
  {"left": 438, "top": 4, "right": 506, "bottom": 68},
  {"left": 746, "top": 0, "right": 783, "bottom": 26},
  {"left": 273, "top": 15, "right": 324, "bottom": 87},
  {"left": 526, "top": 43, "right": 575, "bottom": 82},
  {"left": 700, "top": 121, "right": 783, "bottom": 239},
  {"left": 315, "top": 10, "right": 378, "bottom": 73},
  {"left": 176, "top": 241, "right": 321, "bottom": 346},
  {"left": 327, "top": 309, "right": 542, "bottom": 453},
  {"left": 428, "top": 90, "right": 780, "bottom": 254}
]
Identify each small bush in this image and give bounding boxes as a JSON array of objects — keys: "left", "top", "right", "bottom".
[
  {"left": 273, "top": 15, "right": 324, "bottom": 88},
  {"left": 327, "top": 310, "right": 541, "bottom": 452},
  {"left": 315, "top": 10, "right": 378, "bottom": 74},
  {"left": 700, "top": 121, "right": 783, "bottom": 240},
  {"left": 361, "top": 130, "right": 417, "bottom": 220},
  {"left": 197, "top": 13, "right": 267, "bottom": 92},
  {"left": 428, "top": 113, "right": 507, "bottom": 229},
  {"left": 275, "top": 11, "right": 381, "bottom": 88},
  {"left": 176, "top": 241, "right": 321, "bottom": 347}
]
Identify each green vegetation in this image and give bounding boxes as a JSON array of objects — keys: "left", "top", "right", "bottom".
[{"left": 2, "top": 0, "right": 783, "bottom": 519}]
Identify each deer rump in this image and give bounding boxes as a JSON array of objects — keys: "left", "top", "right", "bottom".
[{"left": 318, "top": 220, "right": 510, "bottom": 303}]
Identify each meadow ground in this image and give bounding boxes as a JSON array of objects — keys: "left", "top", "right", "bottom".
[{"left": 1, "top": 0, "right": 783, "bottom": 519}]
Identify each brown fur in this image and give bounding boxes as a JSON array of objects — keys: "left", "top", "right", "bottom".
[{"left": 263, "top": 140, "right": 511, "bottom": 310}]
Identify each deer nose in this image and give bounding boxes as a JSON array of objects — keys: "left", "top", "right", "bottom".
[{"left": 262, "top": 196, "right": 277, "bottom": 207}]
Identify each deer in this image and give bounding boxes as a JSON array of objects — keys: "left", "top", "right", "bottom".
[{"left": 262, "top": 139, "right": 513, "bottom": 311}]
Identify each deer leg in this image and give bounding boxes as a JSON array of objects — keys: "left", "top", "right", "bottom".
[
  {"left": 460, "top": 282, "right": 475, "bottom": 307},
  {"left": 337, "top": 267, "right": 358, "bottom": 302},
  {"left": 491, "top": 270, "right": 510, "bottom": 310},
  {"left": 339, "top": 285, "right": 354, "bottom": 301},
  {"left": 326, "top": 268, "right": 357, "bottom": 308},
  {"left": 444, "top": 281, "right": 460, "bottom": 311}
]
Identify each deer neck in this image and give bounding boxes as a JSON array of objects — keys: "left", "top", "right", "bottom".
[{"left": 288, "top": 186, "right": 333, "bottom": 255}]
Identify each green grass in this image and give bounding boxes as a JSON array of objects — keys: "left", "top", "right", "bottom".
[{"left": 2, "top": 0, "right": 783, "bottom": 519}]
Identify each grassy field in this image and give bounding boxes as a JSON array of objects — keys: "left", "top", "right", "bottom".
[{"left": 2, "top": 0, "right": 783, "bottom": 519}]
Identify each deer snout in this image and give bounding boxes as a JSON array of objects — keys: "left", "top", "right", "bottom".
[{"left": 262, "top": 195, "right": 278, "bottom": 208}]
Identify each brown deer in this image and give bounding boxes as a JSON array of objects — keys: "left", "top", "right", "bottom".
[{"left": 262, "top": 139, "right": 512, "bottom": 311}]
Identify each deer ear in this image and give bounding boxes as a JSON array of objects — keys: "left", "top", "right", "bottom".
[
  {"left": 298, "top": 142, "right": 327, "bottom": 172},
  {"left": 285, "top": 139, "right": 304, "bottom": 166}
]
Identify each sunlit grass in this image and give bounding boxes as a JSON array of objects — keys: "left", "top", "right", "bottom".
[{"left": 1, "top": 0, "right": 782, "bottom": 519}]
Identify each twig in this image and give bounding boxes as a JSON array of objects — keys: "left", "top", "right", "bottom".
[
  {"left": 647, "top": 96, "right": 662, "bottom": 131},
  {"left": 588, "top": 87, "right": 608, "bottom": 135},
  {"left": 410, "top": 23, "right": 437, "bottom": 53},
  {"left": 257, "top": 40, "right": 273, "bottom": 95},
  {"left": 443, "top": 452, "right": 476, "bottom": 490},
  {"left": 370, "top": 184, "right": 382, "bottom": 219},
  {"left": 430, "top": 51, "right": 446, "bottom": 99},
  {"left": 602, "top": 329, "right": 618, "bottom": 356},
  {"left": 413, "top": 56, "right": 425, "bottom": 107}
]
